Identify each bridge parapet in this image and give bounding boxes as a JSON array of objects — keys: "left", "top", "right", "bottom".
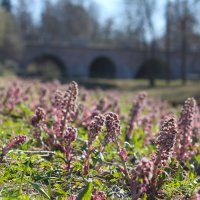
[{"left": 19, "top": 45, "right": 200, "bottom": 79}]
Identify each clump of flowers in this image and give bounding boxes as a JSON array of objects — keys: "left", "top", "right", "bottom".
[
  {"left": 79, "top": 97, "right": 107, "bottom": 128},
  {"left": 31, "top": 82, "right": 78, "bottom": 146},
  {"left": 131, "top": 116, "right": 177, "bottom": 199},
  {"left": 103, "top": 112, "right": 121, "bottom": 146},
  {"left": 176, "top": 97, "right": 197, "bottom": 161},
  {"left": 31, "top": 107, "right": 47, "bottom": 127},
  {"left": 150, "top": 116, "right": 177, "bottom": 195},
  {"left": 131, "top": 157, "right": 154, "bottom": 199},
  {"left": 31, "top": 82, "right": 79, "bottom": 170},
  {"left": 0, "top": 82, "right": 29, "bottom": 113},
  {"left": 83, "top": 112, "right": 129, "bottom": 176},
  {"left": 83, "top": 114, "right": 105, "bottom": 174},
  {"left": 103, "top": 113, "right": 128, "bottom": 165},
  {"left": 0, "top": 135, "right": 27, "bottom": 162},
  {"left": 61, "top": 126, "right": 77, "bottom": 170},
  {"left": 88, "top": 114, "right": 105, "bottom": 146},
  {"left": 31, "top": 107, "right": 47, "bottom": 129},
  {"left": 52, "top": 81, "right": 78, "bottom": 135},
  {"left": 31, "top": 107, "right": 48, "bottom": 147},
  {"left": 125, "top": 92, "right": 147, "bottom": 141},
  {"left": 155, "top": 116, "right": 177, "bottom": 166},
  {"left": 102, "top": 113, "right": 131, "bottom": 191},
  {"left": 95, "top": 98, "right": 107, "bottom": 112},
  {"left": 78, "top": 94, "right": 120, "bottom": 128}
]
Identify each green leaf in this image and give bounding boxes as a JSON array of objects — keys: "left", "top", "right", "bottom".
[
  {"left": 77, "top": 182, "right": 93, "bottom": 200},
  {"left": 99, "top": 152, "right": 104, "bottom": 162},
  {"left": 19, "top": 156, "right": 31, "bottom": 194},
  {"left": 18, "top": 103, "right": 32, "bottom": 116},
  {"left": 48, "top": 180, "right": 52, "bottom": 198},
  {"left": 28, "top": 181, "right": 50, "bottom": 200}
]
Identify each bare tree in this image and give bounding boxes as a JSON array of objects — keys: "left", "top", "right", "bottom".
[
  {"left": 179, "top": 0, "right": 188, "bottom": 85},
  {"left": 0, "top": 7, "right": 23, "bottom": 62},
  {"left": 121, "top": 0, "right": 147, "bottom": 49},
  {"left": 141, "top": 0, "right": 159, "bottom": 87},
  {"left": 1, "top": 0, "right": 11, "bottom": 12},
  {"left": 163, "top": 0, "right": 200, "bottom": 84},
  {"left": 40, "top": 0, "right": 100, "bottom": 44},
  {"left": 165, "top": 0, "right": 172, "bottom": 84},
  {"left": 14, "top": 0, "right": 36, "bottom": 42},
  {"left": 122, "top": 0, "right": 160, "bottom": 86},
  {"left": 100, "top": 18, "right": 115, "bottom": 44},
  {"left": 141, "top": 0, "right": 157, "bottom": 57}
]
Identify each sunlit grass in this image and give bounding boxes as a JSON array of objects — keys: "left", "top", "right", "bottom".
[{"left": 78, "top": 78, "right": 200, "bottom": 104}]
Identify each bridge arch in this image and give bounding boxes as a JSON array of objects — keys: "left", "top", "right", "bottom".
[
  {"left": 24, "top": 54, "right": 67, "bottom": 80},
  {"left": 89, "top": 56, "right": 116, "bottom": 79},
  {"left": 135, "top": 58, "right": 168, "bottom": 79}
]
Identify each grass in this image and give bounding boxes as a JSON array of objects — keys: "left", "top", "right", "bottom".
[
  {"left": 1, "top": 75, "right": 200, "bottom": 103},
  {"left": 77, "top": 78, "right": 200, "bottom": 104}
]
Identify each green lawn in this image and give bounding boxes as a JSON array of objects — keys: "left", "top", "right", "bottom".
[{"left": 77, "top": 78, "right": 200, "bottom": 104}]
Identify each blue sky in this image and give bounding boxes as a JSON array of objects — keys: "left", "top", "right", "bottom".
[{"left": 12, "top": 0, "right": 166, "bottom": 37}]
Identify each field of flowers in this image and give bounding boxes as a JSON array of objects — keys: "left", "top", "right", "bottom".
[{"left": 0, "top": 78, "right": 200, "bottom": 200}]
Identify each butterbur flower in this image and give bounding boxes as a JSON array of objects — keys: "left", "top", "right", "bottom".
[
  {"left": 52, "top": 81, "right": 78, "bottom": 126},
  {"left": 92, "top": 190, "right": 106, "bottom": 200},
  {"left": 30, "top": 82, "right": 79, "bottom": 154},
  {"left": 112, "top": 99, "right": 121, "bottom": 115},
  {"left": 62, "top": 126, "right": 77, "bottom": 170},
  {"left": 88, "top": 114, "right": 105, "bottom": 146},
  {"left": 141, "top": 116, "right": 152, "bottom": 135},
  {"left": 1, "top": 135, "right": 27, "bottom": 161},
  {"left": 31, "top": 107, "right": 48, "bottom": 140},
  {"left": 117, "top": 141, "right": 128, "bottom": 162},
  {"left": 130, "top": 116, "right": 177, "bottom": 199},
  {"left": 103, "top": 112, "right": 130, "bottom": 181},
  {"left": 83, "top": 114, "right": 105, "bottom": 175},
  {"left": 3, "top": 83, "right": 28, "bottom": 112},
  {"left": 149, "top": 116, "right": 177, "bottom": 196},
  {"left": 6, "top": 135, "right": 27, "bottom": 150},
  {"left": 95, "top": 98, "right": 107, "bottom": 112},
  {"left": 125, "top": 92, "right": 147, "bottom": 141},
  {"left": 38, "top": 86, "right": 49, "bottom": 109},
  {"left": 52, "top": 90, "right": 64, "bottom": 110},
  {"left": 176, "top": 97, "right": 196, "bottom": 160},
  {"left": 80, "top": 98, "right": 106, "bottom": 128},
  {"left": 103, "top": 113, "right": 129, "bottom": 167},
  {"left": 81, "top": 110, "right": 101, "bottom": 128},
  {"left": 60, "top": 81, "right": 79, "bottom": 134},
  {"left": 103, "top": 112, "right": 121, "bottom": 146},
  {"left": 131, "top": 157, "right": 154, "bottom": 195},
  {"left": 63, "top": 126, "right": 77, "bottom": 142},
  {"left": 69, "top": 194, "right": 77, "bottom": 200},
  {"left": 63, "top": 81, "right": 78, "bottom": 118},
  {"left": 156, "top": 116, "right": 177, "bottom": 165},
  {"left": 31, "top": 107, "right": 46, "bottom": 127}
]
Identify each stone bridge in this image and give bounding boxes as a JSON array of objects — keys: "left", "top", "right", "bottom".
[{"left": 19, "top": 44, "right": 200, "bottom": 79}]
